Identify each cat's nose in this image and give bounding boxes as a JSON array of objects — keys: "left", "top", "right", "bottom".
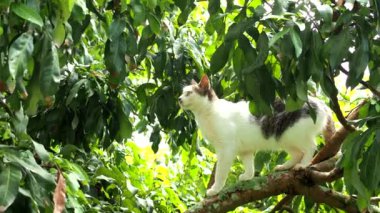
[{"left": 178, "top": 97, "right": 182, "bottom": 102}]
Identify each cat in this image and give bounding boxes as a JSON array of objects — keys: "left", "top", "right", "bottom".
[{"left": 178, "top": 75, "right": 334, "bottom": 197}]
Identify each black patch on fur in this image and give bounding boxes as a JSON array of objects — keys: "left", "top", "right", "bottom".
[{"left": 256, "top": 99, "right": 319, "bottom": 139}]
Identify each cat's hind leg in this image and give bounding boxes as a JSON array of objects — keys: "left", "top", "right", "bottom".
[
  {"left": 239, "top": 153, "right": 255, "bottom": 181},
  {"left": 294, "top": 139, "right": 316, "bottom": 169},
  {"left": 274, "top": 148, "right": 303, "bottom": 171}
]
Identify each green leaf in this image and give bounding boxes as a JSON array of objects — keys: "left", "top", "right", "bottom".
[
  {"left": 32, "top": 141, "right": 50, "bottom": 162},
  {"left": 324, "top": 28, "right": 352, "bottom": 69},
  {"left": 225, "top": 18, "right": 252, "bottom": 41},
  {"left": 148, "top": 13, "right": 161, "bottom": 35},
  {"left": 150, "top": 126, "right": 161, "bottom": 153},
  {"left": 210, "top": 42, "right": 232, "bottom": 74},
  {"left": 360, "top": 130, "right": 380, "bottom": 191},
  {"left": 11, "top": 3, "right": 43, "bottom": 27},
  {"left": 208, "top": 0, "right": 220, "bottom": 15},
  {"left": 0, "top": 164, "right": 22, "bottom": 210},
  {"left": 347, "top": 24, "right": 370, "bottom": 88},
  {"left": 3, "top": 150, "right": 55, "bottom": 184},
  {"left": 315, "top": 4, "right": 333, "bottom": 32},
  {"left": 243, "top": 33, "right": 268, "bottom": 74},
  {"left": 57, "top": 0, "right": 75, "bottom": 21},
  {"left": 269, "top": 27, "right": 290, "bottom": 47},
  {"left": 116, "top": 103, "right": 133, "bottom": 141},
  {"left": 53, "top": 21, "right": 66, "bottom": 47},
  {"left": 40, "top": 37, "right": 61, "bottom": 97},
  {"left": 11, "top": 105, "right": 28, "bottom": 136},
  {"left": 290, "top": 28, "right": 302, "bottom": 58},
  {"left": 8, "top": 33, "right": 34, "bottom": 81}
]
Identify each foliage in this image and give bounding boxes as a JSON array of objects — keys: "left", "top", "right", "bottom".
[{"left": 0, "top": 0, "right": 379, "bottom": 212}]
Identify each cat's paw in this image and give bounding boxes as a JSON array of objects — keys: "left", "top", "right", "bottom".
[
  {"left": 206, "top": 188, "right": 219, "bottom": 197},
  {"left": 239, "top": 173, "right": 254, "bottom": 181},
  {"left": 274, "top": 165, "right": 288, "bottom": 171}
]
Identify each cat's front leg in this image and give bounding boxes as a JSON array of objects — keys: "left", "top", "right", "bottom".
[{"left": 207, "top": 150, "right": 235, "bottom": 197}]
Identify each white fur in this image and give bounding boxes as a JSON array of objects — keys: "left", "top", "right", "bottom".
[{"left": 179, "top": 85, "right": 329, "bottom": 197}]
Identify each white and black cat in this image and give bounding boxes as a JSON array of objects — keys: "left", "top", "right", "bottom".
[{"left": 179, "top": 75, "right": 334, "bottom": 196}]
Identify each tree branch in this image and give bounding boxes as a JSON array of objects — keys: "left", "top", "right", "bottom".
[{"left": 186, "top": 165, "right": 355, "bottom": 213}]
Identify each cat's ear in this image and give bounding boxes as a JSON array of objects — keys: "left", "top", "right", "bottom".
[
  {"left": 199, "top": 75, "right": 210, "bottom": 90},
  {"left": 191, "top": 79, "right": 197, "bottom": 85}
]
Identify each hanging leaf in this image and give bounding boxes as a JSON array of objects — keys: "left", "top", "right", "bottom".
[
  {"left": 0, "top": 164, "right": 22, "bottom": 211},
  {"left": 290, "top": 28, "right": 302, "bottom": 58},
  {"left": 57, "top": 0, "right": 75, "bottom": 21},
  {"left": 11, "top": 3, "right": 43, "bottom": 27},
  {"left": 269, "top": 27, "right": 290, "bottom": 47},
  {"left": 315, "top": 4, "right": 333, "bottom": 32},
  {"left": 40, "top": 37, "right": 61, "bottom": 97},
  {"left": 8, "top": 33, "right": 34, "bottom": 81},
  {"left": 324, "top": 28, "right": 352, "bottom": 69},
  {"left": 33, "top": 141, "right": 50, "bottom": 162},
  {"left": 208, "top": 0, "right": 220, "bottom": 15},
  {"left": 148, "top": 13, "right": 161, "bottom": 35},
  {"left": 53, "top": 170, "right": 66, "bottom": 213},
  {"left": 347, "top": 23, "right": 370, "bottom": 88},
  {"left": 210, "top": 42, "right": 232, "bottom": 74}
]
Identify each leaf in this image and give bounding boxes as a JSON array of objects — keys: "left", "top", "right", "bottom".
[
  {"left": 150, "top": 126, "right": 161, "bottom": 153},
  {"left": 53, "top": 21, "right": 66, "bottom": 47},
  {"left": 289, "top": 28, "right": 302, "bottom": 57},
  {"left": 208, "top": 0, "right": 220, "bottom": 15},
  {"left": 360, "top": 130, "right": 380, "bottom": 191},
  {"left": 53, "top": 170, "right": 66, "bottom": 213},
  {"left": 3, "top": 150, "right": 55, "bottom": 184},
  {"left": 324, "top": 28, "right": 351, "bottom": 69},
  {"left": 57, "top": 0, "right": 75, "bottom": 21},
  {"left": 242, "top": 32, "right": 268, "bottom": 74},
  {"left": 116, "top": 105, "right": 133, "bottom": 140},
  {"left": 8, "top": 33, "right": 34, "bottom": 81},
  {"left": 316, "top": 4, "right": 333, "bottom": 29},
  {"left": 11, "top": 105, "right": 29, "bottom": 136},
  {"left": 33, "top": 141, "right": 50, "bottom": 162},
  {"left": 11, "top": 3, "right": 43, "bottom": 27},
  {"left": 210, "top": 42, "right": 232, "bottom": 74},
  {"left": 148, "top": 13, "right": 161, "bottom": 35},
  {"left": 40, "top": 36, "right": 61, "bottom": 97},
  {"left": 225, "top": 18, "right": 252, "bottom": 41},
  {"left": 0, "top": 164, "right": 22, "bottom": 210},
  {"left": 269, "top": 27, "right": 290, "bottom": 47},
  {"left": 347, "top": 23, "right": 370, "bottom": 88}
]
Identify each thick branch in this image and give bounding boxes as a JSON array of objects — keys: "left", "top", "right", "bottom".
[
  {"left": 187, "top": 165, "right": 354, "bottom": 213},
  {"left": 295, "top": 184, "right": 358, "bottom": 213}
]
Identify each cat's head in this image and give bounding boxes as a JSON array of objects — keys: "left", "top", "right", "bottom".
[{"left": 179, "top": 75, "right": 218, "bottom": 111}]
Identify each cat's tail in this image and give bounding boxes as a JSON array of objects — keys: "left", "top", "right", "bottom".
[
  {"left": 322, "top": 113, "right": 336, "bottom": 144},
  {"left": 310, "top": 96, "right": 336, "bottom": 143}
]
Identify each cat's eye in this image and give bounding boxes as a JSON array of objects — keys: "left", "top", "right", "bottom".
[{"left": 186, "top": 91, "right": 192, "bottom": 96}]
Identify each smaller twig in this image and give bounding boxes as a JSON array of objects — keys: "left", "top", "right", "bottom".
[
  {"left": 207, "top": 162, "right": 217, "bottom": 189},
  {"left": 0, "top": 98, "right": 13, "bottom": 117},
  {"left": 329, "top": 94, "right": 356, "bottom": 132},
  {"left": 339, "top": 65, "right": 380, "bottom": 98},
  {"left": 271, "top": 195, "right": 295, "bottom": 213}
]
